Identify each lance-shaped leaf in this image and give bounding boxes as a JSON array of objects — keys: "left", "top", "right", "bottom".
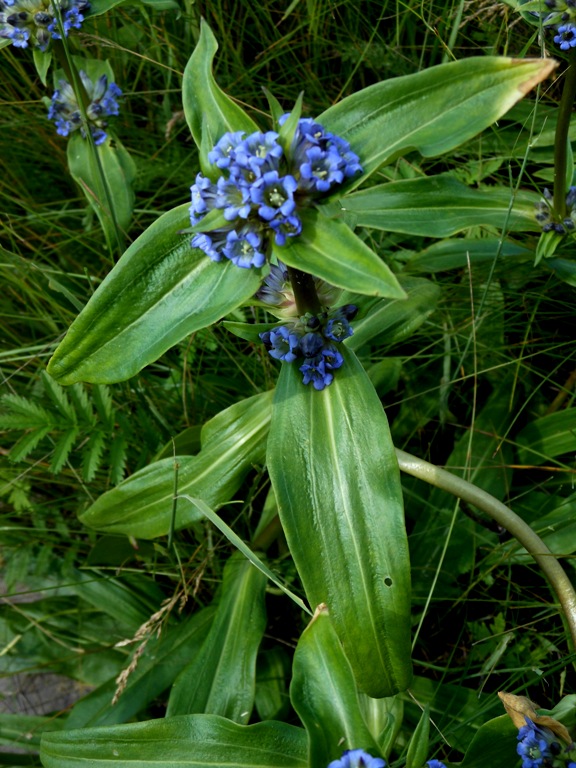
[
  {"left": 67, "top": 134, "right": 136, "bottom": 253},
  {"left": 78, "top": 391, "right": 273, "bottom": 538},
  {"left": 347, "top": 276, "right": 441, "bottom": 351},
  {"left": 290, "top": 606, "right": 381, "bottom": 766},
  {"left": 40, "top": 715, "right": 308, "bottom": 768},
  {"left": 273, "top": 208, "right": 405, "bottom": 299},
  {"left": 341, "top": 174, "right": 541, "bottom": 236},
  {"left": 183, "top": 19, "right": 259, "bottom": 169},
  {"left": 47, "top": 205, "right": 261, "bottom": 384},
  {"left": 167, "top": 553, "right": 267, "bottom": 722},
  {"left": 267, "top": 348, "right": 412, "bottom": 697},
  {"left": 319, "top": 57, "right": 557, "bottom": 186},
  {"left": 66, "top": 607, "right": 216, "bottom": 728}
]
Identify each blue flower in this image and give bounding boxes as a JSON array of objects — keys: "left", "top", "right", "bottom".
[
  {"left": 47, "top": 71, "right": 121, "bottom": 145},
  {"left": 426, "top": 761, "right": 447, "bottom": 768},
  {"left": 0, "top": 0, "right": 89, "bottom": 49},
  {"left": 191, "top": 230, "right": 229, "bottom": 262},
  {"left": 250, "top": 170, "right": 298, "bottom": 221},
  {"left": 327, "top": 748, "right": 386, "bottom": 768},
  {"left": 233, "top": 131, "right": 283, "bottom": 176},
  {"left": 260, "top": 326, "right": 300, "bottom": 362},
  {"left": 222, "top": 227, "right": 266, "bottom": 268},
  {"left": 324, "top": 316, "right": 354, "bottom": 342},
  {"left": 190, "top": 174, "right": 219, "bottom": 223},
  {"left": 517, "top": 717, "right": 562, "bottom": 768},
  {"left": 215, "top": 176, "right": 252, "bottom": 221},
  {"left": 190, "top": 116, "right": 362, "bottom": 269},
  {"left": 207, "top": 130, "right": 246, "bottom": 169},
  {"left": 300, "top": 331, "right": 324, "bottom": 358},
  {"left": 269, "top": 213, "right": 302, "bottom": 245},
  {"left": 554, "top": 22, "right": 576, "bottom": 48}
]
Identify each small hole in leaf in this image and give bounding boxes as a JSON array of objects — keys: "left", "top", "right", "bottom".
[{"left": 384, "top": 577, "right": 393, "bottom": 587}]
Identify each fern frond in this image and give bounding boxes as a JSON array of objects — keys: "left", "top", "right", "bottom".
[
  {"left": 41, "top": 371, "right": 77, "bottom": 424},
  {"left": 0, "top": 394, "right": 55, "bottom": 428},
  {"left": 50, "top": 427, "right": 81, "bottom": 474},
  {"left": 108, "top": 429, "right": 128, "bottom": 485},
  {"left": 82, "top": 429, "right": 107, "bottom": 482},
  {"left": 9, "top": 426, "right": 52, "bottom": 463},
  {"left": 0, "top": 469, "right": 32, "bottom": 512},
  {"left": 93, "top": 385, "right": 114, "bottom": 431},
  {"left": 68, "top": 383, "right": 96, "bottom": 426}
]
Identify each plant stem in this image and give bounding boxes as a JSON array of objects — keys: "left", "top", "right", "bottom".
[
  {"left": 52, "top": 41, "right": 91, "bottom": 111},
  {"left": 286, "top": 266, "right": 322, "bottom": 315},
  {"left": 395, "top": 448, "right": 576, "bottom": 651},
  {"left": 553, "top": 51, "right": 576, "bottom": 219}
]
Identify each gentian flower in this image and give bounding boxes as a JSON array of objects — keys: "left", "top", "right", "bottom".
[
  {"left": 222, "top": 227, "right": 266, "bottom": 269},
  {"left": 48, "top": 71, "right": 121, "bottom": 146},
  {"left": 327, "top": 748, "right": 386, "bottom": 768},
  {"left": 426, "top": 761, "right": 447, "bottom": 768},
  {"left": 516, "top": 717, "right": 565, "bottom": 768},
  {"left": 259, "top": 302, "right": 357, "bottom": 390},
  {"left": 189, "top": 117, "right": 362, "bottom": 267},
  {"left": 554, "top": 22, "right": 576, "bottom": 48},
  {"left": 0, "top": 0, "right": 89, "bottom": 49}
]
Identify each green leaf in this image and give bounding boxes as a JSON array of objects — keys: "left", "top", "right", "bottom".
[
  {"left": 40, "top": 715, "right": 308, "bottom": 768},
  {"left": 88, "top": 0, "right": 179, "bottom": 15},
  {"left": 341, "top": 175, "right": 540, "bottom": 236},
  {"left": 182, "top": 20, "right": 259, "bottom": 168},
  {"left": 405, "top": 704, "right": 430, "bottom": 768},
  {"left": 267, "top": 348, "right": 412, "bottom": 697},
  {"left": 177, "top": 495, "right": 310, "bottom": 613},
  {"left": 458, "top": 715, "right": 519, "bottom": 768},
  {"left": 66, "top": 607, "right": 216, "bottom": 728},
  {"left": 0, "top": 713, "right": 62, "bottom": 751},
  {"left": 167, "top": 553, "right": 267, "bottom": 722},
  {"left": 33, "top": 48, "right": 52, "bottom": 86},
  {"left": 347, "top": 277, "right": 441, "bottom": 351},
  {"left": 290, "top": 607, "right": 380, "bottom": 766},
  {"left": 67, "top": 132, "right": 136, "bottom": 251},
  {"left": 47, "top": 205, "right": 262, "bottom": 384},
  {"left": 78, "top": 391, "right": 273, "bottom": 538},
  {"left": 9, "top": 426, "right": 53, "bottom": 463},
  {"left": 516, "top": 407, "right": 576, "bottom": 464},
  {"left": 255, "top": 648, "right": 291, "bottom": 722},
  {"left": 319, "top": 57, "right": 557, "bottom": 186},
  {"left": 406, "top": 238, "right": 534, "bottom": 273},
  {"left": 274, "top": 208, "right": 405, "bottom": 298},
  {"left": 42, "top": 371, "right": 76, "bottom": 422},
  {"left": 222, "top": 320, "right": 277, "bottom": 343},
  {"left": 50, "top": 427, "right": 81, "bottom": 474},
  {"left": 547, "top": 256, "right": 576, "bottom": 286}
]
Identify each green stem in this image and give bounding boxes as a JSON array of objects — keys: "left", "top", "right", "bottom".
[
  {"left": 51, "top": 40, "right": 124, "bottom": 256},
  {"left": 286, "top": 266, "right": 322, "bottom": 315},
  {"left": 395, "top": 448, "right": 576, "bottom": 651},
  {"left": 553, "top": 51, "right": 576, "bottom": 219},
  {"left": 52, "top": 41, "right": 90, "bottom": 111}
]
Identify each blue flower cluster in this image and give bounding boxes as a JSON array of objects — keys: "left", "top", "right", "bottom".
[
  {"left": 260, "top": 304, "right": 357, "bottom": 391},
  {"left": 48, "top": 71, "right": 122, "bottom": 145},
  {"left": 534, "top": 0, "right": 576, "bottom": 50},
  {"left": 517, "top": 717, "right": 576, "bottom": 768},
  {"left": 0, "top": 0, "right": 88, "bottom": 49},
  {"left": 535, "top": 187, "right": 576, "bottom": 234},
  {"left": 189, "top": 116, "right": 362, "bottom": 268},
  {"left": 327, "top": 749, "right": 386, "bottom": 768}
]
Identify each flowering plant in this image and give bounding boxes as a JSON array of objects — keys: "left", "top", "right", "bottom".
[{"left": 36, "top": 17, "right": 576, "bottom": 768}]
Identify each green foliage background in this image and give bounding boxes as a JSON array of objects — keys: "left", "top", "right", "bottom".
[{"left": 1, "top": 0, "right": 576, "bottom": 766}]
